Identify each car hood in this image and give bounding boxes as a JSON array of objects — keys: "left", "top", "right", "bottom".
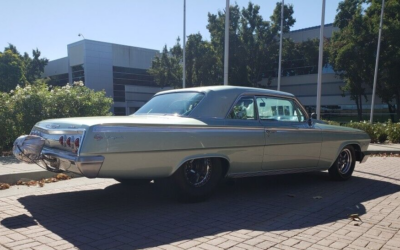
[{"left": 34, "top": 115, "right": 207, "bottom": 130}]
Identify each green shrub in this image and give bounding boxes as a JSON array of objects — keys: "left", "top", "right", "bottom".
[
  {"left": 387, "top": 120, "right": 400, "bottom": 143},
  {"left": 0, "top": 80, "right": 113, "bottom": 151}
]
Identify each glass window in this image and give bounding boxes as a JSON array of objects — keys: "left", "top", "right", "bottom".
[
  {"left": 256, "top": 96, "right": 305, "bottom": 122},
  {"left": 114, "top": 107, "right": 126, "bottom": 116},
  {"left": 227, "top": 96, "right": 255, "bottom": 120},
  {"left": 134, "top": 92, "right": 204, "bottom": 117}
]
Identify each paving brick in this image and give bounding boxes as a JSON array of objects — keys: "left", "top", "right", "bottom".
[{"left": 329, "top": 241, "right": 349, "bottom": 249}]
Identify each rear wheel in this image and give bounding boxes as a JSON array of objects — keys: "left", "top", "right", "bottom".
[
  {"left": 173, "top": 158, "right": 222, "bottom": 201},
  {"left": 328, "top": 146, "right": 356, "bottom": 181}
]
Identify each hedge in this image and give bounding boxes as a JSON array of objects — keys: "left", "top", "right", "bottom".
[
  {"left": 345, "top": 120, "right": 400, "bottom": 143},
  {"left": 0, "top": 81, "right": 113, "bottom": 152}
]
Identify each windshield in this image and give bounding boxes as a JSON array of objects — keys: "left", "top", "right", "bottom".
[{"left": 134, "top": 92, "right": 205, "bottom": 116}]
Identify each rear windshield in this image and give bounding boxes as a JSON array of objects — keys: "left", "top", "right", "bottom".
[{"left": 134, "top": 92, "right": 205, "bottom": 116}]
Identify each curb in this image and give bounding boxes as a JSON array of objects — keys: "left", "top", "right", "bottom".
[{"left": 0, "top": 170, "right": 82, "bottom": 185}]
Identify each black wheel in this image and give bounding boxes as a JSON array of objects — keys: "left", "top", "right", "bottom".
[
  {"left": 173, "top": 158, "right": 222, "bottom": 201},
  {"left": 328, "top": 146, "right": 356, "bottom": 181},
  {"left": 114, "top": 178, "right": 152, "bottom": 186}
]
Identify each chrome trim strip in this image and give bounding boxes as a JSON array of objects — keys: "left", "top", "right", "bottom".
[
  {"left": 360, "top": 152, "right": 370, "bottom": 163},
  {"left": 92, "top": 125, "right": 264, "bottom": 133},
  {"left": 85, "top": 144, "right": 263, "bottom": 155},
  {"left": 322, "top": 130, "right": 367, "bottom": 134},
  {"left": 266, "top": 128, "right": 320, "bottom": 132},
  {"left": 227, "top": 167, "right": 326, "bottom": 178},
  {"left": 34, "top": 126, "right": 85, "bottom": 135}
]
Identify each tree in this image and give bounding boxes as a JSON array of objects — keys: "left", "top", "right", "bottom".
[
  {"left": 185, "top": 33, "right": 221, "bottom": 87},
  {"left": 25, "top": 49, "right": 49, "bottom": 83},
  {"left": 365, "top": 0, "right": 400, "bottom": 119},
  {"left": 328, "top": 0, "right": 374, "bottom": 121},
  {"left": 0, "top": 49, "right": 25, "bottom": 92},
  {"left": 0, "top": 44, "right": 48, "bottom": 93},
  {"left": 206, "top": 2, "right": 295, "bottom": 86},
  {"left": 148, "top": 39, "right": 183, "bottom": 88}
]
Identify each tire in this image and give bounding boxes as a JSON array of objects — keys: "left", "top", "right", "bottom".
[
  {"left": 114, "top": 178, "right": 151, "bottom": 186},
  {"left": 173, "top": 158, "right": 222, "bottom": 201},
  {"left": 328, "top": 145, "right": 356, "bottom": 181}
]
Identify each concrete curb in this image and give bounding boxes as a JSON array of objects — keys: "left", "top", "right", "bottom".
[{"left": 0, "top": 170, "right": 82, "bottom": 185}]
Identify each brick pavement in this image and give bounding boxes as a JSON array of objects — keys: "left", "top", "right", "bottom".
[{"left": 0, "top": 157, "right": 399, "bottom": 250}]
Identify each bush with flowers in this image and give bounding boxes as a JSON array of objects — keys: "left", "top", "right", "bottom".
[{"left": 0, "top": 80, "right": 113, "bottom": 152}]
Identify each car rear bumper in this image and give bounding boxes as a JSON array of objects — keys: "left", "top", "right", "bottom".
[{"left": 41, "top": 147, "right": 104, "bottom": 178}]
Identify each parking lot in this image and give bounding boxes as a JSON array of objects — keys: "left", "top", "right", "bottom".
[{"left": 1, "top": 157, "right": 400, "bottom": 250}]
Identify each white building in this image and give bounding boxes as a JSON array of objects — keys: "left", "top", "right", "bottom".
[{"left": 43, "top": 39, "right": 168, "bottom": 115}]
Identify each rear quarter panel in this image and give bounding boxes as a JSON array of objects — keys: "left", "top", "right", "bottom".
[{"left": 79, "top": 121, "right": 265, "bottom": 178}]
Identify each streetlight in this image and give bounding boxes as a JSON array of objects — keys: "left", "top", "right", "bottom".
[
  {"left": 370, "top": 0, "right": 385, "bottom": 123},
  {"left": 316, "top": 0, "right": 326, "bottom": 120},
  {"left": 277, "top": 0, "right": 284, "bottom": 91},
  {"left": 78, "top": 33, "right": 85, "bottom": 39},
  {"left": 223, "top": 0, "right": 230, "bottom": 85},
  {"left": 183, "top": 0, "right": 186, "bottom": 88}
]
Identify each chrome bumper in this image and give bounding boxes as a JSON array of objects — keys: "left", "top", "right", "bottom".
[
  {"left": 360, "top": 151, "right": 370, "bottom": 163},
  {"left": 41, "top": 148, "right": 104, "bottom": 178}
]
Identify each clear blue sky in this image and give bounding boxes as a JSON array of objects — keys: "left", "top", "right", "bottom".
[{"left": 2, "top": 0, "right": 342, "bottom": 61}]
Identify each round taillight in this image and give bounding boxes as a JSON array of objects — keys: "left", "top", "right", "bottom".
[
  {"left": 59, "top": 136, "right": 64, "bottom": 146},
  {"left": 66, "top": 137, "right": 71, "bottom": 147},
  {"left": 74, "top": 138, "right": 80, "bottom": 148}
]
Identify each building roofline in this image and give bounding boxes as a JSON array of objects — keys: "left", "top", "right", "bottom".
[
  {"left": 67, "top": 39, "right": 159, "bottom": 52},
  {"left": 289, "top": 23, "right": 334, "bottom": 34}
]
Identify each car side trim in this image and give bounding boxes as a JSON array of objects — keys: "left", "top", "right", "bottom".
[{"left": 227, "top": 167, "right": 327, "bottom": 178}]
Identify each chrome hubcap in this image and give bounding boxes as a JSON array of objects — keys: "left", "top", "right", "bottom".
[
  {"left": 337, "top": 149, "right": 352, "bottom": 174},
  {"left": 184, "top": 159, "right": 212, "bottom": 187}
]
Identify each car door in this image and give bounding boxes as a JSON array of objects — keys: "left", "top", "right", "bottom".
[
  {"left": 224, "top": 95, "right": 265, "bottom": 174},
  {"left": 256, "top": 96, "right": 322, "bottom": 171}
]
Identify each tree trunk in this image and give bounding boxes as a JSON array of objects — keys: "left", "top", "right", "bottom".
[
  {"left": 356, "top": 95, "right": 363, "bottom": 121},
  {"left": 396, "top": 95, "right": 400, "bottom": 122},
  {"left": 387, "top": 103, "right": 395, "bottom": 122}
]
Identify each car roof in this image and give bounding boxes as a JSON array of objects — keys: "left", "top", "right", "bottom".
[
  {"left": 156, "top": 85, "right": 294, "bottom": 98},
  {"left": 154, "top": 86, "right": 296, "bottom": 119}
]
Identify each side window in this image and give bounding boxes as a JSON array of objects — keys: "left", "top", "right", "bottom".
[
  {"left": 256, "top": 96, "right": 306, "bottom": 122},
  {"left": 227, "top": 96, "right": 255, "bottom": 120}
]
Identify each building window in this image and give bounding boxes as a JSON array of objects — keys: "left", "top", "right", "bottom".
[
  {"left": 112, "top": 66, "right": 157, "bottom": 87},
  {"left": 114, "top": 107, "right": 126, "bottom": 116},
  {"left": 48, "top": 73, "right": 69, "bottom": 87},
  {"left": 113, "top": 84, "right": 125, "bottom": 102},
  {"left": 72, "top": 64, "right": 85, "bottom": 83}
]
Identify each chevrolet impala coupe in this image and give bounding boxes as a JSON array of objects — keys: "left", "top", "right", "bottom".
[{"left": 14, "top": 86, "right": 370, "bottom": 199}]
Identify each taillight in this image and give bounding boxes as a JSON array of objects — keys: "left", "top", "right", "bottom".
[
  {"left": 59, "top": 136, "right": 64, "bottom": 146},
  {"left": 74, "top": 138, "right": 80, "bottom": 148},
  {"left": 66, "top": 137, "right": 71, "bottom": 147}
]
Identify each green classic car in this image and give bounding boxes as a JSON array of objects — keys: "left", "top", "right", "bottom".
[{"left": 14, "top": 86, "right": 370, "bottom": 199}]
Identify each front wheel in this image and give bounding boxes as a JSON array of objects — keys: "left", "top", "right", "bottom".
[
  {"left": 328, "top": 146, "right": 356, "bottom": 181},
  {"left": 173, "top": 158, "right": 222, "bottom": 201}
]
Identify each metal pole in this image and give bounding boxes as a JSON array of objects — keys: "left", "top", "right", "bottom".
[
  {"left": 223, "top": 0, "right": 230, "bottom": 85},
  {"left": 183, "top": 0, "right": 186, "bottom": 88},
  {"left": 370, "top": 0, "right": 385, "bottom": 123},
  {"left": 277, "top": 0, "right": 284, "bottom": 91},
  {"left": 316, "top": 0, "right": 325, "bottom": 120}
]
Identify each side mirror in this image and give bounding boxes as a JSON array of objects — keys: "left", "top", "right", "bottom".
[{"left": 311, "top": 113, "right": 317, "bottom": 119}]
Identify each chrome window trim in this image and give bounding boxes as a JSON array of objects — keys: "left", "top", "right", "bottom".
[
  {"left": 225, "top": 92, "right": 309, "bottom": 123},
  {"left": 134, "top": 90, "right": 206, "bottom": 117}
]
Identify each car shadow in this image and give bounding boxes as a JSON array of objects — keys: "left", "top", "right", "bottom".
[{"left": 3, "top": 172, "right": 400, "bottom": 249}]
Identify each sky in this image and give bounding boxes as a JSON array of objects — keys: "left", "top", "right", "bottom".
[{"left": 2, "top": 0, "right": 342, "bottom": 61}]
